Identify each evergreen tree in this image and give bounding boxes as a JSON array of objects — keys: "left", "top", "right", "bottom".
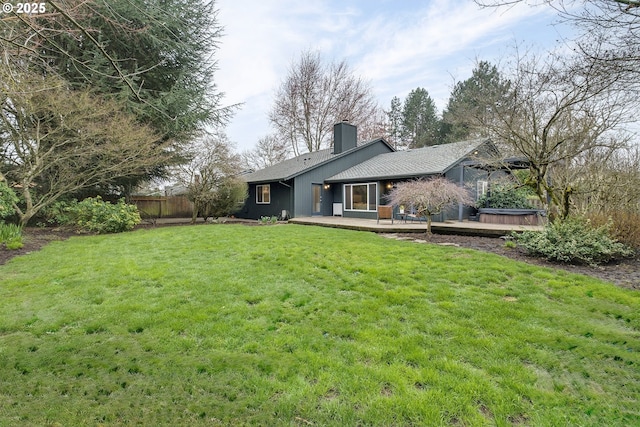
[
  {"left": 1, "top": 0, "right": 233, "bottom": 194},
  {"left": 441, "top": 61, "right": 510, "bottom": 143},
  {"left": 387, "top": 96, "right": 404, "bottom": 149},
  {"left": 38, "top": 0, "right": 231, "bottom": 145},
  {"left": 401, "top": 88, "right": 440, "bottom": 148}
]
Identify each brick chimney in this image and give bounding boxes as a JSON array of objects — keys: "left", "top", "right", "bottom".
[{"left": 333, "top": 120, "right": 357, "bottom": 154}]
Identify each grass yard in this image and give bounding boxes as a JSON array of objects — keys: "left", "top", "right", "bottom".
[{"left": 0, "top": 224, "right": 638, "bottom": 426}]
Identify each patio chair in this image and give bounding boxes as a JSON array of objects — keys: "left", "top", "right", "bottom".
[
  {"left": 377, "top": 205, "right": 394, "bottom": 224},
  {"left": 406, "top": 208, "right": 427, "bottom": 223}
]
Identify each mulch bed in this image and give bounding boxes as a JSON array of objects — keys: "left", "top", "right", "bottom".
[{"left": 2, "top": 225, "right": 638, "bottom": 291}]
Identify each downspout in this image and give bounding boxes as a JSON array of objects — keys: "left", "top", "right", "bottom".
[{"left": 458, "top": 165, "right": 464, "bottom": 221}]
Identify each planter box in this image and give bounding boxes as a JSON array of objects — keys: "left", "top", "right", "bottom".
[{"left": 478, "top": 208, "right": 544, "bottom": 226}]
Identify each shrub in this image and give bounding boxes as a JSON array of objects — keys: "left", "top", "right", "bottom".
[
  {"left": 40, "top": 199, "right": 78, "bottom": 226},
  {"left": 0, "top": 222, "right": 23, "bottom": 250},
  {"left": 514, "top": 216, "right": 633, "bottom": 266},
  {"left": 0, "top": 182, "right": 18, "bottom": 219},
  {"left": 259, "top": 215, "right": 278, "bottom": 225},
  {"left": 69, "top": 197, "right": 141, "bottom": 233},
  {"left": 477, "top": 183, "right": 533, "bottom": 209},
  {"left": 5, "top": 237, "right": 24, "bottom": 250},
  {"left": 587, "top": 211, "right": 640, "bottom": 249}
]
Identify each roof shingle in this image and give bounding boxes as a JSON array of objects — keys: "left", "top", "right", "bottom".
[
  {"left": 325, "top": 139, "right": 490, "bottom": 182},
  {"left": 243, "top": 139, "right": 389, "bottom": 183}
]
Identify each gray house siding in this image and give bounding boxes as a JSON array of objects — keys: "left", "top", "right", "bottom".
[
  {"left": 238, "top": 138, "right": 394, "bottom": 220},
  {"left": 290, "top": 141, "right": 394, "bottom": 218},
  {"left": 339, "top": 180, "right": 388, "bottom": 220},
  {"left": 444, "top": 162, "right": 507, "bottom": 221},
  {"left": 338, "top": 159, "right": 491, "bottom": 222},
  {"left": 445, "top": 164, "right": 483, "bottom": 221},
  {"left": 239, "top": 180, "right": 293, "bottom": 219},
  {"left": 239, "top": 133, "right": 512, "bottom": 222}
]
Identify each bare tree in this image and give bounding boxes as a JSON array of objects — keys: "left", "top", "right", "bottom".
[
  {"left": 474, "top": 1, "right": 640, "bottom": 94},
  {"left": 269, "top": 50, "right": 378, "bottom": 155},
  {"left": 178, "top": 133, "right": 247, "bottom": 223},
  {"left": 487, "top": 51, "right": 633, "bottom": 218},
  {"left": 385, "top": 177, "right": 474, "bottom": 234},
  {"left": 572, "top": 144, "right": 640, "bottom": 214},
  {"left": 0, "top": 70, "right": 170, "bottom": 226},
  {"left": 241, "top": 134, "right": 290, "bottom": 171},
  {"left": 357, "top": 106, "right": 389, "bottom": 143}
]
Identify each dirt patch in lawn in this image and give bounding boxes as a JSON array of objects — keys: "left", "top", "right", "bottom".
[{"left": 2, "top": 225, "right": 638, "bottom": 291}]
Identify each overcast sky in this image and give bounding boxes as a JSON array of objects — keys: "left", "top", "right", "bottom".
[{"left": 215, "top": 0, "right": 569, "bottom": 152}]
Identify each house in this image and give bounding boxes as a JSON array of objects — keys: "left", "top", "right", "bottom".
[
  {"left": 238, "top": 121, "right": 500, "bottom": 221},
  {"left": 238, "top": 121, "right": 394, "bottom": 219}
]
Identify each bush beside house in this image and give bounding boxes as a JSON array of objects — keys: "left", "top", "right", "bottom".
[
  {"left": 514, "top": 216, "right": 633, "bottom": 266},
  {"left": 477, "top": 183, "right": 533, "bottom": 209}
]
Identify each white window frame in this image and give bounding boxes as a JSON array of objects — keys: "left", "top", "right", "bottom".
[
  {"left": 477, "top": 180, "right": 488, "bottom": 200},
  {"left": 344, "top": 182, "right": 377, "bottom": 212},
  {"left": 256, "top": 184, "right": 271, "bottom": 204}
]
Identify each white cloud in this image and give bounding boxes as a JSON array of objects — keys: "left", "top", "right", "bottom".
[{"left": 215, "top": 0, "right": 563, "bottom": 151}]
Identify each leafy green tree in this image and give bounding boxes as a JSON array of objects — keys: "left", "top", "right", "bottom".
[
  {"left": 401, "top": 88, "right": 440, "bottom": 148},
  {"left": 441, "top": 61, "right": 510, "bottom": 143},
  {"left": 49, "top": 0, "right": 229, "bottom": 142},
  {"left": 1, "top": 0, "right": 233, "bottom": 190}
]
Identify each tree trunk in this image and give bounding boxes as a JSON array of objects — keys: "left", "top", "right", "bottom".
[
  {"left": 18, "top": 185, "right": 35, "bottom": 227},
  {"left": 18, "top": 209, "right": 35, "bottom": 228},
  {"left": 191, "top": 201, "right": 199, "bottom": 224},
  {"left": 560, "top": 186, "right": 573, "bottom": 220}
]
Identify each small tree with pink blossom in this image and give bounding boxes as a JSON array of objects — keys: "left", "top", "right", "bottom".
[{"left": 386, "top": 177, "right": 474, "bottom": 234}]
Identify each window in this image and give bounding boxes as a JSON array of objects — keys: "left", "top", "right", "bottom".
[
  {"left": 477, "top": 180, "right": 488, "bottom": 200},
  {"left": 344, "top": 183, "right": 377, "bottom": 211},
  {"left": 256, "top": 184, "right": 270, "bottom": 204}
]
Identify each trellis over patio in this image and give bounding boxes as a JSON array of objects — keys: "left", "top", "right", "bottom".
[{"left": 289, "top": 216, "right": 542, "bottom": 238}]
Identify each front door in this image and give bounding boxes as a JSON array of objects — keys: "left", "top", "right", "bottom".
[{"left": 312, "top": 184, "right": 322, "bottom": 215}]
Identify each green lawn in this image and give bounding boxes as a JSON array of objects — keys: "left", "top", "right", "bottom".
[{"left": 0, "top": 224, "right": 638, "bottom": 426}]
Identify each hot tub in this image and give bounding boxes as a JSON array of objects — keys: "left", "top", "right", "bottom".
[{"left": 478, "top": 208, "right": 544, "bottom": 226}]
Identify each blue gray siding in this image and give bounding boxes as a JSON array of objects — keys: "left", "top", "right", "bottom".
[
  {"left": 239, "top": 180, "right": 293, "bottom": 219},
  {"left": 239, "top": 140, "right": 393, "bottom": 220},
  {"left": 291, "top": 141, "right": 394, "bottom": 217}
]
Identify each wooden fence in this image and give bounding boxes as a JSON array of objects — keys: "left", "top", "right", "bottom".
[{"left": 131, "top": 196, "right": 193, "bottom": 219}]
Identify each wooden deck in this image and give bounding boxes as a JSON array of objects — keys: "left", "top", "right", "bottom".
[{"left": 289, "top": 216, "right": 542, "bottom": 237}]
